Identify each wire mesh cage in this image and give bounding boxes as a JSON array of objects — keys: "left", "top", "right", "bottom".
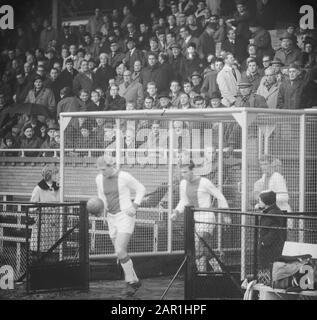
[
  {"left": 25, "top": 202, "right": 89, "bottom": 293},
  {"left": 58, "top": 109, "right": 317, "bottom": 262}
]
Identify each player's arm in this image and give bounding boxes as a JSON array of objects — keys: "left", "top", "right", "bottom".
[
  {"left": 172, "top": 180, "right": 188, "bottom": 220},
  {"left": 123, "top": 172, "right": 146, "bottom": 208},
  {"left": 95, "top": 174, "right": 108, "bottom": 213},
  {"left": 203, "top": 178, "right": 229, "bottom": 209},
  {"left": 203, "top": 178, "right": 231, "bottom": 224}
]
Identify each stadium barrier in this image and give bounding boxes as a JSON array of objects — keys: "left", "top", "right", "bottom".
[
  {"left": 184, "top": 206, "right": 317, "bottom": 300},
  {"left": 0, "top": 201, "right": 89, "bottom": 293}
]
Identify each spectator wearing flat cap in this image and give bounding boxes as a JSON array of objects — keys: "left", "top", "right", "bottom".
[
  {"left": 273, "top": 32, "right": 302, "bottom": 67},
  {"left": 25, "top": 75, "right": 56, "bottom": 116},
  {"left": 277, "top": 63, "right": 305, "bottom": 109},
  {"left": 256, "top": 190, "right": 286, "bottom": 285},
  {"left": 235, "top": 80, "right": 268, "bottom": 108},
  {"left": 169, "top": 43, "right": 186, "bottom": 83},
  {"left": 20, "top": 123, "right": 42, "bottom": 157},
  {"left": 108, "top": 40, "right": 126, "bottom": 69}
]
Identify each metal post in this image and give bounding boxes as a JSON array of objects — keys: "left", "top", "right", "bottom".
[
  {"left": 241, "top": 111, "right": 248, "bottom": 280},
  {"left": 217, "top": 122, "right": 224, "bottom": 252},
  {"left": 26, "top": 207, "right": 30, "bottom": 293},
  {"left": 115, "top": 119, "right": 121, "bottom": 170},
  {"left": 253, "top": 215, "right": 259, "bottom": 279},
  {"left": 79, "top": 201, "right": 89, "bottom": 291},
  {"left": 167, "top": 121, "right": 174, "bottom": 253},
  {"left": 184, "top": 206, "right": 195, "bottom": 300},
  {"left": 299, "top": 114, "right": 306, "bottom": 242},
  {"left": 60, "top": 115, "right": 65, "bottom": 202}
]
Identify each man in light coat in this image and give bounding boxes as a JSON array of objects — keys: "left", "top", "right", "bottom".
[
  {"left": 217, "top": 53, "right": 241, "bottom": 107},
  {"left": 119, "top": 70, "right": 144, "bottom": 109},
  {"left": 256, "top": 67, "right": 280, "bottom": 109}
]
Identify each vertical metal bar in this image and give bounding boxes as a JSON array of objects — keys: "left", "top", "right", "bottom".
[
  {"left": 253, "top": 215, "right": 259, "bottom": 279},
  {"left": 241, "top": 111, "right": 248, "bottom": 280},
  {"left": 153, "top": 222, "right": 158, "bottom": 252},
  {"left": 258, "top": 127, "right": 262, "bottom": 159},
  {"left": 16, "top": 209, "right": 21, "bottom": 277},
  {"left": 217, "top": 122, "right": 224, "bottom": 252},
  {"left": 299, "top": 114, "right": 306, "bottom": 242},
  {"left": 37, "top": 204, "right": 42, "bottom": 255},
  {"left": 26, "top": 207, "right": 30, "bottom": 293},
  {"left": 167, "top": 120, "right": 174, "bottom": 253},
  {"left": 115, "top": 119, "right": 121, "bottom": 170},
  {"left": 79, "top": 201, "right": 89, "bottom": 291},
  {"left": 184, "top": 206, "right": 195, "bottom": 300},
  {"left": 60, "top": 114, "right": 65, "bottom": 202}
]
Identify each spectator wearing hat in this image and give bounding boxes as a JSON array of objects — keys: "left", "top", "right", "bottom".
[
  {"left": 41, "top": 123, "right": 58, "bottom": 150},
  {"left": 73, "top": 59, "right": 96, "bottom": 97},
  {"left": 201, "top": 57, "right": 223, "bottom": 100},
  {"left": 124, "top": 37, "right": 145, "bottom": 71},
  {"left": 107, "top": 41, "right": 125, "bottom": 70},
  {"left": 241, "top": 58, "right": 263, "bottom": 93},
  {"left": 255, "top": 190, "right": 286, "bottom": 285},
  {"left": 217, "top": 52, "right": 241, "bottom": 107},
  {"left": 59, "top": 58, "right": 78, "bottom": 94},
  {"left": 197, "top": 22, "right": 216, "bottom": 61},
  {"left": 210, "top": 91, "right": 226, "bottom": 108},
  {"left": 169, "top": 43, "right": 186, "bottom": 83},
  {"left": 158, "top": 92, "right": 172, "bottom": 109},
  {"left": 25, "top": 75, "right": 56, "bottom": 116},
  {"left": 271, "top": 59, "right": 285, "bottom": 84},
  {"left": 191, "top": 71, "right": 203, "bottom": 95},
  {"left": 277, "top": 63, "right": 304, "bottom": 109},
  {"left": 119, "top": 70, "right": 144, "bottom": 109},
  {"left": 249, "top": 20, "right": 273, "bottom": 61},
  {"left": 273, "top": 33, "right": 302, "bottom": 67},
  {"left": 20, "top": 123, "right": 42, "bottom": 157},
  {"left": 256, "top": 66, "right": 280, "bottom": 109},
  {"left": 235, "top": 80, "right": 268, "bottom": 108}
]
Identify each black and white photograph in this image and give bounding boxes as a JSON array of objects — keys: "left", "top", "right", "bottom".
[{"left": 0, "top": 0, "right": 317, "bottom": 306}]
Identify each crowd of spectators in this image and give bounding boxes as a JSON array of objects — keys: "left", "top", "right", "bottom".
[{"left": 0, "top": 0, "right": 317, "bottom": 155}]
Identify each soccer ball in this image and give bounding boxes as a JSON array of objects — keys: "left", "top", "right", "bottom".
[{"left": 86, "top": 197, "right": 104, "bottom": 216}]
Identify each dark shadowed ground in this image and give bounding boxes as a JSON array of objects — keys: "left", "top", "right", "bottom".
[{"left": 0, "top": 276, "right": 184, "bottom": 300}]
